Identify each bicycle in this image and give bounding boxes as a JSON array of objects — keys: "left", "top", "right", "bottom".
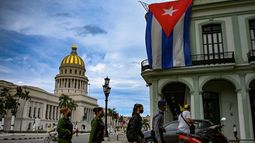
[{"left": 44, "top": 132, "right": 58, "bottom": 143}]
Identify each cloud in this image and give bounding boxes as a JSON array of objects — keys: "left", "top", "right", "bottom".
[
  {"left": 0, "top": 65, "right": 13, "bottom": 74},
  {"left": 72, "top": 25, "right": 107, "bottom": 37},
  {"left": 54, "top": 13, "right": 72, "bottom": 18},
  {"left": 88, "top": 63, "right": 106, "bottom": 74},
  {"left": 0, "top": 0, "right": 151, "bottom": 116}
]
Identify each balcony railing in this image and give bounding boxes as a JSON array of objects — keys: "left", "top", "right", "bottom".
[
  {"left": 192, "top": 52, "right": 235, "bottom": 65},
  {"left": 248, "top": 49, "right": 255, "bottom": 63},
  {"left": 141, "top": 51, "right": 235, "bottom": 72}
]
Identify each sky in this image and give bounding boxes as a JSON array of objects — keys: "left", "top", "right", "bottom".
[{"left": 0, "top": 0, "right": 171, "bottom": 117}]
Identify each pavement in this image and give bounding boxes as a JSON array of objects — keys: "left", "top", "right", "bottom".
[{"left": 0, "top": 132, "right": 129, "bottom": 143}]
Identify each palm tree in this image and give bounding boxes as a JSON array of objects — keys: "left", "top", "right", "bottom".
[
  {"left": 0, "top": 88, "right": 10, "bottom": 130},
  {"left": 59, "top": 94, "right": 78, "bottom": 111},
  {"left": 108, "top": 108, "right": 117, "bottom": 125},
  {"left": 0, "top": 87, "right": 30, "bottom": 131},
  {"left": 142, "top": 118, "right": 150, "bottom": 131}
]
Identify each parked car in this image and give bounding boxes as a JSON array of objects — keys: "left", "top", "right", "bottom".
[{"left": 143, "top": 119, "right": 213, "bottom": 143}]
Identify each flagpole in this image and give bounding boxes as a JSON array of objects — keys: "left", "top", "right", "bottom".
[{"left": 138, "top": 1, "right": 149, "bottom": 12}]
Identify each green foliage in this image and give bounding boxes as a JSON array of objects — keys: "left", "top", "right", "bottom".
[
  {"left": 0, "top": 87, "right": 31, "bottom": 116},
  {"left": 58, "top": 94, "right": 78, "bottom": 111}
]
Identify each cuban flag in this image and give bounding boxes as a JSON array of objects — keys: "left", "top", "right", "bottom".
[{"left": 146, "top": 0, "right": 192, "bottom": 69}]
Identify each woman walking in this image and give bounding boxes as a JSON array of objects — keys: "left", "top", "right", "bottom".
[
  {"left": 89, "top": 107, "right": 105, "bottom": 143},
  {"left": 126, "top": 103, "right": 144, "bottom": 143},
  {"left": 57, "top": 108, "right": 73, "bottom": 143}
]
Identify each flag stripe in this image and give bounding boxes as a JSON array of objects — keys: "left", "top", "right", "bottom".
[
  {"left": 173, "top": 13, "right": 185, "bottom": 67},
  {"left": 162, "top": 31, "right": 173, "bottom": 69},
  {"left": 184, "top": 5, "right": 192, "bottom": 66},
  {"left": 151, "top": 15, "right": 162, "bottom": 69},
  {"left": 145, "top": 12, "right": 153, "bottom": 67}
]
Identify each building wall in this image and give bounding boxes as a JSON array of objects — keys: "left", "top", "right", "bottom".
[{"left": 142, "top": 1, "right": 255, "bottom": 140}]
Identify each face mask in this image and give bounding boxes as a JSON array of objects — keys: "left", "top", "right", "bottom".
[
  {"left": 67, "top": 112, "right": 71, "bottom": 117},
  {"left": 140, "top": 109, "right": 144, "bottom": 114}
]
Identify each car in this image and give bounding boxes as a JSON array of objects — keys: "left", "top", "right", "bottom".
[{"left": 143, "top": 119, "right": 213, "bottom": 143}]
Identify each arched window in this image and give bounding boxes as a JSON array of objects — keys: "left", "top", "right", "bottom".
[
  {"left": 202, "top": 23, "right": 224, "bottom": 60},
  {"left": 249, "top": 19, "right": 255, "bottom": 50}
]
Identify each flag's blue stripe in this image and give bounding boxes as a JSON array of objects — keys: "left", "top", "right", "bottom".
[
  {"left": 183, "top": 4, "right": 192, "bottom": 66},
  {"left": 162, "top": 31, "right": 173, "bottom": 69},
  {"left": 145, "top": 12, "right": 153, "bottom": 68}
]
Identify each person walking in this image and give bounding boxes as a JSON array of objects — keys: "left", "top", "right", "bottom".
[
  {"left": 89, "top": 107, "right": 105, "bottom": 143},
  {"left": 126, "top": 103, "right": 144, "bottom": 143},
  {"left": 177, "top": 104, "right": 194, "bottom": 134},
  {"left": 57, "top": 107, "right": 74, "bottom": 143},
  {"left": 151, "top": 100, "right": 167, "bottom": 143}
]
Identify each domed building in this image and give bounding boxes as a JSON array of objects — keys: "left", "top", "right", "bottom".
[{"left": 0, "top": 45, "right": 98, "bottom": 131}]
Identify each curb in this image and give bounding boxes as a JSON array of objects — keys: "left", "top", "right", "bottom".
[{"left": 1, "top": 136, "right": 44, "bottom": 140}]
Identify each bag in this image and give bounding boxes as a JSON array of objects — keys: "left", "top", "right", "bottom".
[{"left": 190, "top": 124, "right": 195, "bottom": 134}]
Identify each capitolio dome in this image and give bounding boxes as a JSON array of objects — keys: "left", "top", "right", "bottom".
[{"left": 60, "top": 44, "right": 85, "bottom": 69}]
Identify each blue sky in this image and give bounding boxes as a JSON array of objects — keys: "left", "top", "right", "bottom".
[{"left": 0, "top": 0, "right": 170, "bottom": 116}]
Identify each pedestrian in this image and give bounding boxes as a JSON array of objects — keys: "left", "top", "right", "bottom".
[
  {"left": 126, "top": 103, "right": 144, "bottom": 143},
  {"left": 177, "top": 104, "right": 194, "bottom": 134},
  {"left": 233, "top": 124, "right": 238, "bottom": 140},
  {"left": 151, "top": 100, "right": 167, "bottom": 143},
  {"left": 74, "top": 121, "right": 79, "bottom": 136},
  {"left": 89, "top": 107, "right": 105, "bottom": 143},
  {"left": 57, "top": 107, "right": 74, "bottom": 143}
]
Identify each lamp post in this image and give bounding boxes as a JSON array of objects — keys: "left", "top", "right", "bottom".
[{"left": 103, "top": 76, "right": 111, "bottom": 137}]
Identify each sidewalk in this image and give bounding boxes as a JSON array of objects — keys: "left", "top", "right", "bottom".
[
  {"left": 103, "top": 133, "right": 129, "bottom": 143},
  {"left": 0, "top": 132, "right": 47, "bottom": 140}
]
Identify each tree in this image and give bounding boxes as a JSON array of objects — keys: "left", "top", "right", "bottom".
[
  {"left": 59, "top": 94, "right": 78, "bottom": 111},
  {"left": 142, "top": 118, "right": 150, "bottom": 131},
  {"left": 0, "top": 87, "right": 30, "bottom": 131}
]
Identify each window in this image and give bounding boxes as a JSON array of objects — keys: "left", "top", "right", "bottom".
[
  {"left": 249, "top": 19, "right": 255, "bottom": 50},
  {"left": 75, "top": 70, "right": 77, "bottom": 74},
  {"left": 38, "top": 108, "right": 40, "bottom": 118},
  {"left": 45, "top": 105, "right": 48, "bottom": 119},
  {"left": 33, "top": 107, "right": 36, "bottom": 118},
  {"left": 28, "top": 106, "right": 32, "bottom": 118},
  {"left": 65, "top": 69, "right": 67, "bottom": 74},
  {"left": 70, "top": 69, "right": 72, "bottom": 74},
  {"left": 202, "top": 24, "right": 224, "bottom": 60},
  {"left": 165, "top": 121, "right": 178, "bottom": 131}
]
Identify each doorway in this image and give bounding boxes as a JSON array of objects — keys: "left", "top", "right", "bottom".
[
  {"left": 162, "top": 82, "right": 189, "bottom": 120},
  {"left": 249, "top": 80, "right": 255, "bottom": 138},
  {"left": 203, "top": 91, "right": 220, "bottom": 125}
]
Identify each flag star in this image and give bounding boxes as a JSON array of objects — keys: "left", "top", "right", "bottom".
[{"left": 163, "top": 6, "right": 178, "bottom": 16}]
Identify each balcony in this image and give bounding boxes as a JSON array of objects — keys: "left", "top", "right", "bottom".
[
  {"left": 192, "top": 52, "right": 235, "bottom": 65},
  {"left": 248, "top": 50, "right": 255, "bottom": 63},
  {"left": 141, "top": 52, "right": 235, "bottom": 72}
]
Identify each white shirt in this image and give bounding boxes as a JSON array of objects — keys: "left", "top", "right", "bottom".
[{"left": 178, "top": 110, "right": 191, "bottom": 134}]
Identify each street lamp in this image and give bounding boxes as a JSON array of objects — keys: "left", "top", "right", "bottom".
[{"left": 103, "top": 76, "right": 111, "bottom": 137}]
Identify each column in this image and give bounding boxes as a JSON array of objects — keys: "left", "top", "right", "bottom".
[
  {"left": 237, "top": 74, "right": 253, "bottom": 139},
  {"left": 237, "top": 90, "right": 246, "bottom": 139},
  {"left": 191, "top": 76, "right": 203, "bottom": 119}
]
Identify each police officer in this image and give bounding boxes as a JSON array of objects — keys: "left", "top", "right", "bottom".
[{"left": 152, "top": 100, "right": 167, "bottom": 143}]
